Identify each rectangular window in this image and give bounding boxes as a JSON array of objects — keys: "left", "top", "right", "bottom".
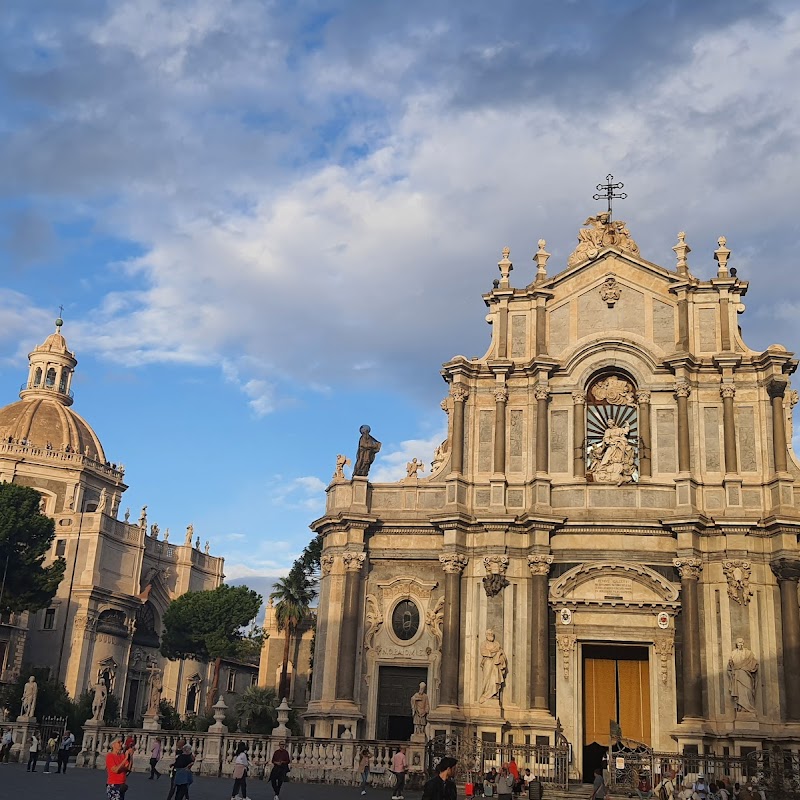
[
  {"left": 43, "top": 608, "right": 56, "bottom": 630},
  {"left": 55, "top": 539, "right": 66, "bottom": 556},
  {"left": 226, "top": 670, "right": 237, "bottom": 693},
  {"left": 250, "top": 673, "right": 258, "bottom": 686}
]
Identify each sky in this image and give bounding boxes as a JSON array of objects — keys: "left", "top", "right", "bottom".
[{"left": 1, "top": 0, "right": 800, "bottom": 600}]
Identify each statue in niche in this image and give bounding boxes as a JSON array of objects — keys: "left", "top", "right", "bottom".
[
  {"left": 410, "top": 682, "right": 430, "bottom": 735},
  {"left": 479, "top": 629, "right": 508, "bottom": 703},
  {"left": 587, "top": 419, "right": 636, "bottom": 485},
  {"left": 353, "top": 425, "right": 381, "bottom": 477},
  {"left": 91, "top": 679, "right": 108, "bottom": 722},
  {"left": 20, "top": 675, "right": 38, "bottom": 718},
  {"left": 728, "top": 638, "right": 759, "bottom": 713}
]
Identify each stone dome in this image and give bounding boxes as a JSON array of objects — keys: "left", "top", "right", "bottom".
[{"left": 0, "top": 397, "right": 105, "bottom": 461}]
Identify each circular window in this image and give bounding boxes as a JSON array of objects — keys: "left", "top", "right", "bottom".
[{"left": 391, "top": 599, "right": 420, "bottom": 641}]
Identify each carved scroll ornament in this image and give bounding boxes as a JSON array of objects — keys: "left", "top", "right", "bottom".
[
  {"left": 723, "top": 560, "right": 753, "bottom": 606},
  {"left": 483, "top": 555, "right": 510, "bottom": 597}
]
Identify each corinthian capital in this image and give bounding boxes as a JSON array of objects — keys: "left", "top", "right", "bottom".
[
  {"left": 674, "top": 380, "right": 691, "bottom": 399},
  {"left": 450, "top": 384, "right": 469, "bottom": 403},
  {"left": 320, "top": 555, "right": 335, "bottom": 576},
  {"left": 342, "top": 552, "right": 366, "bottom": 572},
  {"left": 439, "top": 553, "right": 468, "bottom": 574},
  {"left": 635, "top": 390, "right": 651, "bottom": 404},
  {"left": 534, "top": 384, "right": 550, "bottom": 401},
  {"left": 528, "top": 554, "right": 554, "bottom": 576},
  {"left": 572, "top": 391, "right": 586, "bottom": 405},
  {"left": 720, "top": 384, "right": 736, "bottom": 399},
  {"left": 673, "top": 557, "right": 702, "bottom": 580},
  {"left": 494, "top": 387, "right": 509, "bottom": 403},
  {"left": 771, "top": 558, "right": 800, "bottom": 582}
]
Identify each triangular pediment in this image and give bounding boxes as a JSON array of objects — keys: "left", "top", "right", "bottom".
[{"left": 546, "top": 248, "right": 679, "bottom": 292}]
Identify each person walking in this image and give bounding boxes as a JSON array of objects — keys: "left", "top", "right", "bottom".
[
  {"left": 106, "top": 739, "right": 132, "bottom": 800},
  {"left": 231, "top": 741, "right": 250, "bottom": 800},
  {"left": 43, "top": 733, "right": 58, "bottom": 773},
  {"left": 358, "top": 748, "right": 371, "bottom": 795},
  {"left": 56, "top": 729, "right": 75, "bottom": 773},
  {"left": 269, "top": 740, "right": 291, "bottom": 800},
  {"left": 0, "top": 728, "right": 12, "bottom": 762},
  {"left": 149, "top": 737, "right": 162, "bottom": 780},
  {"left": 166, "top": 738, "right": 190, "bottom": 800},
  {"left": 391, "top": 745, "right": 408, "bottom": 800},
  {"left": 173, "top": 744, "right": 195, "bottom": 800},
  {"left": 26, "top": 731, "right": 40, "bottom": 772}
]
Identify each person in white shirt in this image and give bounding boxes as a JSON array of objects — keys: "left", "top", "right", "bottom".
[
  {"left": 1, "top": 729, "right": 13, "bottom": 762},
  {"left": 27, "top": 732, "right": 39, "bottom": 772},
  {"left": 231, "top": 741, "right": 250, "bottom": 800}
]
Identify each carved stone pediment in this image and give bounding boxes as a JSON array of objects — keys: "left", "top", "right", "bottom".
[
  {"left": 376, "top": 577, "right": 438, "bottom": 603},
  {"left": 549, "top": 562, "right": 679, "bottom": 608}
]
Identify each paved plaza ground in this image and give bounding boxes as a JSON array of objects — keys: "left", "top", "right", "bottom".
[{"left": 0, "top": 763, "right": 402, "bottom": 800}]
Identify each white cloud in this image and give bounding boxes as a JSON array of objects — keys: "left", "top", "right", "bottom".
[
  {"left": 269, "top": 474, "right": 328, "bottom": 511},
  {"left": 369, "top": 428, "right": 448, "bottom": 483}
]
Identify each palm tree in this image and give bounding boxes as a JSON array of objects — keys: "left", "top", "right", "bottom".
[
  {"left": 236, "top": 684, "right": 277, "bottom": 732},
  {"left": 270, "top": 567, "right": 316, "bottom": 700}
]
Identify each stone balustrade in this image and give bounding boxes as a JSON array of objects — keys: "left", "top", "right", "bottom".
[
  {"left": 75, "top": 726, "right": 410, "bottom": 786},
  {"left": 0, "top": 440, "right": 124, "bottom": 478}
]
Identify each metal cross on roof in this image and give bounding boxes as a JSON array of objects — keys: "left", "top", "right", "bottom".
[{"left": 593, "top": 174, "right": 627, "bottom": 219}]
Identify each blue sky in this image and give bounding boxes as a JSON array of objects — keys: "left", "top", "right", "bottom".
[{"left": 1, "top": 0, "right": 800, "bottom": 598}]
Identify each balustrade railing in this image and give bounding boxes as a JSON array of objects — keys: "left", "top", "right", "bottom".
[{"left": 72, "top": 727, "right": 411, "bottom": 785}]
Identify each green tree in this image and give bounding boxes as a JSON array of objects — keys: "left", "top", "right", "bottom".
[
  {"left": 158, "top": 698, "right": 182, "bottom": 731},
  {"left": 235, "top": 684, "right": 277, "bottom": 733},
  {"left": 0, "top": 483, "right": 65, "bottom": 612},
  {"left": 270, "top": 566, "right": 316, "bottom": 700},
  {"left": 160, "top": 584, "right": 262, "bottom": 714}
]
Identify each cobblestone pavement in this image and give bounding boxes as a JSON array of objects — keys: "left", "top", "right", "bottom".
[{"left": 0, "top": 763, "right": 403, "bottom": 800}]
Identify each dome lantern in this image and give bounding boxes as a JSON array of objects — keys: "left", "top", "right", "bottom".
[{"left": 20, "top": 317, "right": 77, "bottom": 407}]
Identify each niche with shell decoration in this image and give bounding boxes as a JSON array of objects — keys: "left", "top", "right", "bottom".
[{"left": 585, "top": 372, "right": 639, "bottom": 485}]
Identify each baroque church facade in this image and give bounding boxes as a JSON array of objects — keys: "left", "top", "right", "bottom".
[
  {"left": 0, "top": 322, "right": 225, "bottom": 721},
  {"left": 306, "top": 212, "right": 800, "bottom": 777}
]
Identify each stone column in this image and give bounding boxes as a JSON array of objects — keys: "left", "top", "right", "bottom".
[
  {"left": 768, "top": 380, "right": 789, "bottom": 473},
  {"left": 675, "top": 381, "right": 691, "bottom": 473},
  {"left": 528, "top": 554, "right": 553, "bottom": 710},
  {"left": 673, "top": 557, "right": 703, "bottom": 719},
  {"left": 335, "top": 552, "right": 365, "bottom": 702},
  {"left": 720, "top": 384, "right": 738, "bottom": 474},
  {"left": 535, "top": 384, "right": 550, "bottom": 473},
  {"left": 572, "top": 392, "right": 586, "bottom": 478},
  {"left": 636, "top": 390, "right": 652, "bottom": 478},
  {"left": 771, "top": 559, "right": 800, "bottom": 721},
  {"left": 450, "top": 384, "right": 469, "bottom": 475},
  {"left": 439, "top": 554, "right": 468, "bottom": 707},
  {"left": 493, "top": 387, "right": 508, "bottom": 474}
]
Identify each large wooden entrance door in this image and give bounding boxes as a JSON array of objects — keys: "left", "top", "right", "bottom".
[
  {"left": 582, "top": 645, "right": 650, "bottom": 782},
  {"left": 376, "top": 665, "right": 428, "bottom": 741}
]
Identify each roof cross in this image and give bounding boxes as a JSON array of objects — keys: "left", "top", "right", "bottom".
[{"left": 593, "top": 174, "right": 627, "bottom": 219}]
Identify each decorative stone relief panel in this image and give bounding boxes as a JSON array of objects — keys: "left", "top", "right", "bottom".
[
  {"left": 550, "top": 562, "right": 679, "bottom": 607},
  {"left": 723, "top": 560, "right": 753, "bottom": 606},
  {"left": 482, "top": 555, "right": 509, "bottom": 597}
]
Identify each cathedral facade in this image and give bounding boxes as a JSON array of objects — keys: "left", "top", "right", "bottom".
[
  {"left": 305, "top": 214, "right": 800, "bottom": 777},
  {"left": 0, "top": 322, "right": 224, "bottom": 721}
]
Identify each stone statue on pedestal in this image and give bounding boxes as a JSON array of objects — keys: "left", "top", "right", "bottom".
[
  {"left": 91, "top": 680, "right": 108, "bottom": 722},
  {"left": 410, "top": 682, "right": 430, "bottom": 735},
  {"left": 728, "top": 638, "right": 759, "bottom": 713},
  {"left": 20, "top": 676, "right": 38, "bottom": 719},
  {"left": 353, "top": 425, "right": 381, "bottom": 477}
]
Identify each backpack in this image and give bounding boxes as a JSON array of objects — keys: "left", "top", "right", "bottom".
[{"left": 659, "top": 779, "right": 673, "bottom": 800}]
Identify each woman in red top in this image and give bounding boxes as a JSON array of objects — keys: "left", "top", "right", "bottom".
[{"left": 106, "top": 740, "right": 131, "bottom": 800}]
